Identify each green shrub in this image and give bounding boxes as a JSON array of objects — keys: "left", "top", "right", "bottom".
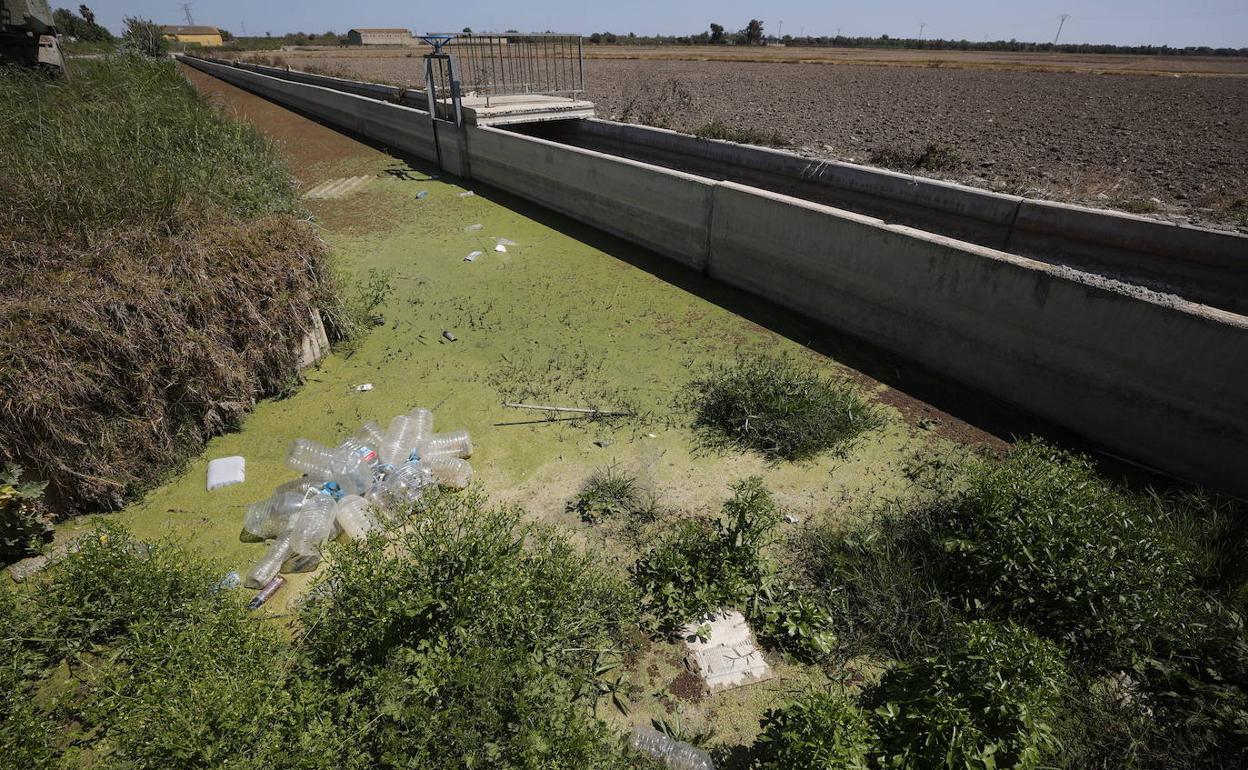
[
  {"left": 869, "top": 620, "right": 1071, "bottom": 770},
  {"left": 299, "top": 491, "right": 641, "bottom": 767},
  {"left": 0, "top": 464, "right": 52, "bottom": 563},
  {"left": 753, "top": 690, "right": 875, "bottom": 769},
  {"left": 632, "top": 477, "right": 779, "bottom": 631},
  {"left": 0, "top": 526, "right": 335, "bottom": 769},
  {"left": 568, "top": 465, "right": 644, "bottom": 524},
  {"left": 689, "top": 353, "right": 882, "bottom": 462},
  {"left": 930, "top": 441, "right": 1198, "bottom": 667},
  {"left": 796, "top": 516, "right": 958, "bottom": 662}
]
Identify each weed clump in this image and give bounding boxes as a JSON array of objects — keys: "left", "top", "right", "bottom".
[
  {"left": 0, "top": 465, "right": 52, "bottom": 562},
  {"left": 871, "top": 142, "right": 965, "bottom": 172},
  {"left": 790, "top": 439, "right": 1248, "bottom": 768},
  {"left": 632, "top": 477, "right": 780, "bottom": 632},
  {"left": 568, "top": 465, "right": 645, "bottom": 523},
  {"left": 690, "top": 353, "right": 882, "bottom": 461},
  {"left": 693, "top": 120, "right": 789, "bottom": 147}
]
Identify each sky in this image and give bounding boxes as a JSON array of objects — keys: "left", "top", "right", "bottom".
[{"left": 83, "top": 1, "right": 1248, "bottom": 49}]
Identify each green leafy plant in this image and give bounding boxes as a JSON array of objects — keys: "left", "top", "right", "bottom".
[
  {"left": 869, "top": 620, "right": 1071, "bottom": 770},
  {"left": 929, "top": 441, "right": 1200, "bottom": 667},
  {"left": 753, "top": 690, "right": 876, "bottom": 769},
  {"left": 568, "top": 464, "right": 643, "bottom": 524},
  {"left": 0, "top": 464, "right": 51, "bottom": 562},
  {"left": 689, "top": 353, "right": 881, "bottom": 461},
  {"left": 632, "top": 477, "right": 780, "bottom": 631},
  {"left": 299, "top": 491, "right": 643, "bottom": 767}
]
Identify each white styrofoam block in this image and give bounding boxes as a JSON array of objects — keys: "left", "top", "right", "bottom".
[
  {"left": 680, "top": 610, "right": 772, "bottom": 693},
  {"left": 206, "top": 456, "right": 246, "bottom": 491}
]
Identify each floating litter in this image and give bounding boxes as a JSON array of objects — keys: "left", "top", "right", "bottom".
[
  {"left": 206, "top": 456, "right": 246, "bottom": 491},
  {"left": 494, "top": 244, "right": 507, "bottom": 253},
  {"left": 442, "top": 330, "right": 457, "bottom": 341},
  {"left": 495, "top": 237, "right": 516, "bottom": 246},
  {"left": 215, "top": 571, "right": 242, "bottom": 591},
  {"left": 416, "top": 190, "right": 429, "bottom": 199},
  {"left": 465, "top": 251, "right": 482, "bottom": 262},
  {"left": 458, "top": 190, "right": 475, "bottom": 198},
  {"left": 355, "top": 383, "right": 374, "bottom": 392},
  {"left": 464, "top": 223, "right": 483, "bottom": 232}
]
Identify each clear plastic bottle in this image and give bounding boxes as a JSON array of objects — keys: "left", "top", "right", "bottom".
[
  {"left": 334, "top": 494, "right": 380, "bottom": 540},
  {"left": 364, "top": 462, "right": 435, "bottom": 509},
  {"left": 283, "top": 493, "right": 337, "bottom": 573},
  {"left": 285, "top": 438, "right": 340, "bottom": 479},
  {"left": 241, "top": 480, "right": 318, "bottom": 541},
  {"left": 334, "top": 437, "right": 382, "bottom": 494},
  {"left": 421, "top": 456, "right": 473, "bottom": 490},
  {"left": 629, "top": 726, "right": 715, "bottom": 770},
  {"left": 407, "top": 407, "right": 434, "bottom": 441},
  {"left": 354, "top": 421, "right": 384, "bottom": 448},
  {"left": 244, "top": 530, "right": 295, "bottom": 588},
  {"left": 415, "top": 429, "right": 473, "bottom": 460},
  {"left": 380, "top": 415, "right": 419, "bottom": 466}
]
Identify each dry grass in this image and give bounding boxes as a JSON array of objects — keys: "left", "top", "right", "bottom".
[{"left": 0, "top": 57, "right": 337, "bottom": 514}]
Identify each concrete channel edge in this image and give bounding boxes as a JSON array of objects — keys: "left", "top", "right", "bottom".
[{"left": 178, "top": 54, "right": 1248, "bottom": 496}]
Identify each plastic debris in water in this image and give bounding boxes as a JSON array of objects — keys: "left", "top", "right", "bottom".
[
  {"left": 465, "top": 250, "right": 482, "bottom": 262},
  {"left": 494, "top": 244, "right": 506, "bottom": 253},
  {"left": 416, "top": 190, "right": 429, "bottom": 199},
  {"left": 214, "top": 571, "right": 242, "bottom": 592},
  {"left": 355, "top": 383, "right": 374, "bottom": 392},
  {"left": 495, "top": 237, "right": 516, "bottom": 246},
  {"left": 247, "top": 575, "right": 286, "bottom": 610},
  {"left": 241, "top": 409, "right": 474, "bottom": 589},
  {"left": 458, "top": 190, "right": 475, "bottom": 198},
  {"left": 629, "top": 726, "right": 715, "bottom": 770},
  {"left": 464, "top": 223, "right": 483, "bottom": 232},
  {"left": 442, "top": 330, "right": 457, "bottom": 342},
  {"left": 206, "top": 456, "right": 245, "bottom": 491}
]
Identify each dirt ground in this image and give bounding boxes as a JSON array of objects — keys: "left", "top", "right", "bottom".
[{"left": 252, "top": 47, "right": 1248, "bottom": 227}]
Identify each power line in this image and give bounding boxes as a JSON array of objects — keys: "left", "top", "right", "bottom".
[{"left": 179, "top": 2, "right": 194, "bottom": 26}]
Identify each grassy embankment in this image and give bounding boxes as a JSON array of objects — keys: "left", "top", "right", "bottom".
[{"left": 0, "top": 56, "right": 344, "bottom": 556}]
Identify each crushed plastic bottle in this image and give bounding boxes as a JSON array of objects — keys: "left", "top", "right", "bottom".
[
  {"left": 245, "top": 530, "right": 295, "bottom": 588},
  {"left": 420, "top": 456, "right": 473, "bottom": 490},
  {"left": 247, "top": 575, "right": 286, "bottom": 610},
  {"left": 415, "top": 429, "right": 473, "bottom": 460},
  {"left": 334, "top": 495, "right": 380, "bottom": 540},
  {"left": 463, "top": 223, "right": 483, "bottom": 232},
  {"left": 283, "top": 493, "right": 337, "bottom": 573},
  {"left": 629, "top": 726, "right": 715, "bottom": 770},
  {"left": 365, "top": 461, "right": 435, "bottom": 508},
  {"left": 285, "top": 438, "right": 341, "bottom": 479},
  {"left": 242, "top": 479, "right": 319, "bottom": 541}
]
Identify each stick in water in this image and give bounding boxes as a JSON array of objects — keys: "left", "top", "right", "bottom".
[{"left": 503, "top": 402, "right": 635, "bottom": 417}]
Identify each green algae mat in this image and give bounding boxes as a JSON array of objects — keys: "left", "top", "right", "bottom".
[{"left": 53, "top": 73, "right": 973, "bottom": 746}]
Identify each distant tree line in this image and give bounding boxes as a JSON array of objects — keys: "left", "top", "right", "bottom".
[
  {"left": 585, "top": 21, "right": 1248, "bottom": 57},
  {"left": 52, "top": 5, "right": 113, "bottom": 42}
]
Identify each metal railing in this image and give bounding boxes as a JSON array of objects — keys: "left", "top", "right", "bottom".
[{"left": 427, "top": 33, "right": 585, "bottom": 99}]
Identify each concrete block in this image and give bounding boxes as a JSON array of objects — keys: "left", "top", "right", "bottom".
[
  {"left": 708, "top": 181, "right": 1248, "bottom": 495},
  {"left": 681, "top": 611, "right": 772, "bottom": 693}
]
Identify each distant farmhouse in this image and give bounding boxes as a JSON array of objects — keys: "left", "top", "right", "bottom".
[
  {"left": 161, "top": 25, "right": 223, "bottom": 47},
  {"left": 346, "top": 28, "right": 413, "bottom": 46}
]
